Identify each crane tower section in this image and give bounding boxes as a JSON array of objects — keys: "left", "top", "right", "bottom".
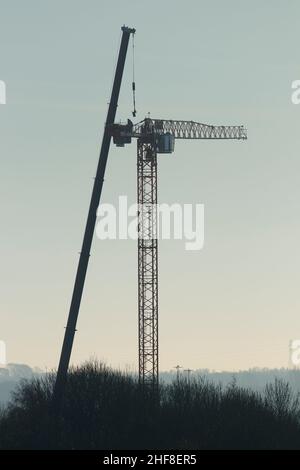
[
  {"left": 137, "top": 138, "right": 158, "bottom": 391},
  {"left": 112, "top": 117, "right": 246, "bottom": 391}
]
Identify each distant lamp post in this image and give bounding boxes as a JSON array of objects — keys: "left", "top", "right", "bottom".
[
  {"left": 184, "top": 368, "right": 193, "bottom": 386},
  {"left": 174, "top": 365, "right": 183, "bottom": 383}
]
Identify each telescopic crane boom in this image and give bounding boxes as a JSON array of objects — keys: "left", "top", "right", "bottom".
[{"left": 52, "top": 25, "right": 136, "bottom": 408}]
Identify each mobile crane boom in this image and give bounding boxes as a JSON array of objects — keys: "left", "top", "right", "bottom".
[{"left": 53, "top": 26, "right": 136, "bottom": 408}]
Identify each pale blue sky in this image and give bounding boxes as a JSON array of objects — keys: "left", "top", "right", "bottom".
[{"left": 1, "top": 0, "right": 300, "bottom": 371}]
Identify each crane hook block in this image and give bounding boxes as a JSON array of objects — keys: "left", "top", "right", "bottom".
[{"left": 132, "top": 82, "right": 137, "bottom": 117}]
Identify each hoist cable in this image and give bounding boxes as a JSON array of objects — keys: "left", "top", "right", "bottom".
[{"left": 132, "top": 32, "right": 137, "bottom": 117}]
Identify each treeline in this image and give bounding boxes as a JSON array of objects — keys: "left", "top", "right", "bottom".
[
  {"left": 161, "top": 367, "right": 300, "bottom": 392},
  {"left": 0, "top": 361, "right": 300, "bottom": 449}
]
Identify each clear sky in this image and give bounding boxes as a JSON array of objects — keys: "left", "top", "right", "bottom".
[{"left": 1, "top": 0, "right": 300, "bottom": 372}]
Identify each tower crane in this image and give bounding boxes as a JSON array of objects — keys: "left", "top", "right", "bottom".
[{"left": 111, "top": 118, "right": 247, "bottom": 391}]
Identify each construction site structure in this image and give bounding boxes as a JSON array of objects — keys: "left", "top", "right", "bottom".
[
  {"left": 53, "top": 26, "right": 247, "bottom": 406},
  {"left": 52, "top": 26, "right": 136, "bottom": 408},
  {"left": 111, "top": 118, "right": 247, "bottom": 391}
]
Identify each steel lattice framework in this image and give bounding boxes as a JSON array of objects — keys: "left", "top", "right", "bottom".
[
  {"left": 111, "top": 117, "right": 247, "bottom": 392},
  {"left": 137, "top": 140, "right": 158, "bottom": 391},
  {"left": 132, "top": 118, "right": 247, "bottom": 140}
]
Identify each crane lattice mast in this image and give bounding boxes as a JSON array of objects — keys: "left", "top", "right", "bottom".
[{"left": 111, "top": 118, "right": 247, "bottom": 390}]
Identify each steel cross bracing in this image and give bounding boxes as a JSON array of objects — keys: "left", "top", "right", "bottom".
[
  {"left": 132, "top": 118, "right": 247, "bottom": 140},
  {"left": 137, "top": 140, "right": 158, "bottom": 391},
  {"left": 110, "top": 116, "right": 247, "bottom": 392}
]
